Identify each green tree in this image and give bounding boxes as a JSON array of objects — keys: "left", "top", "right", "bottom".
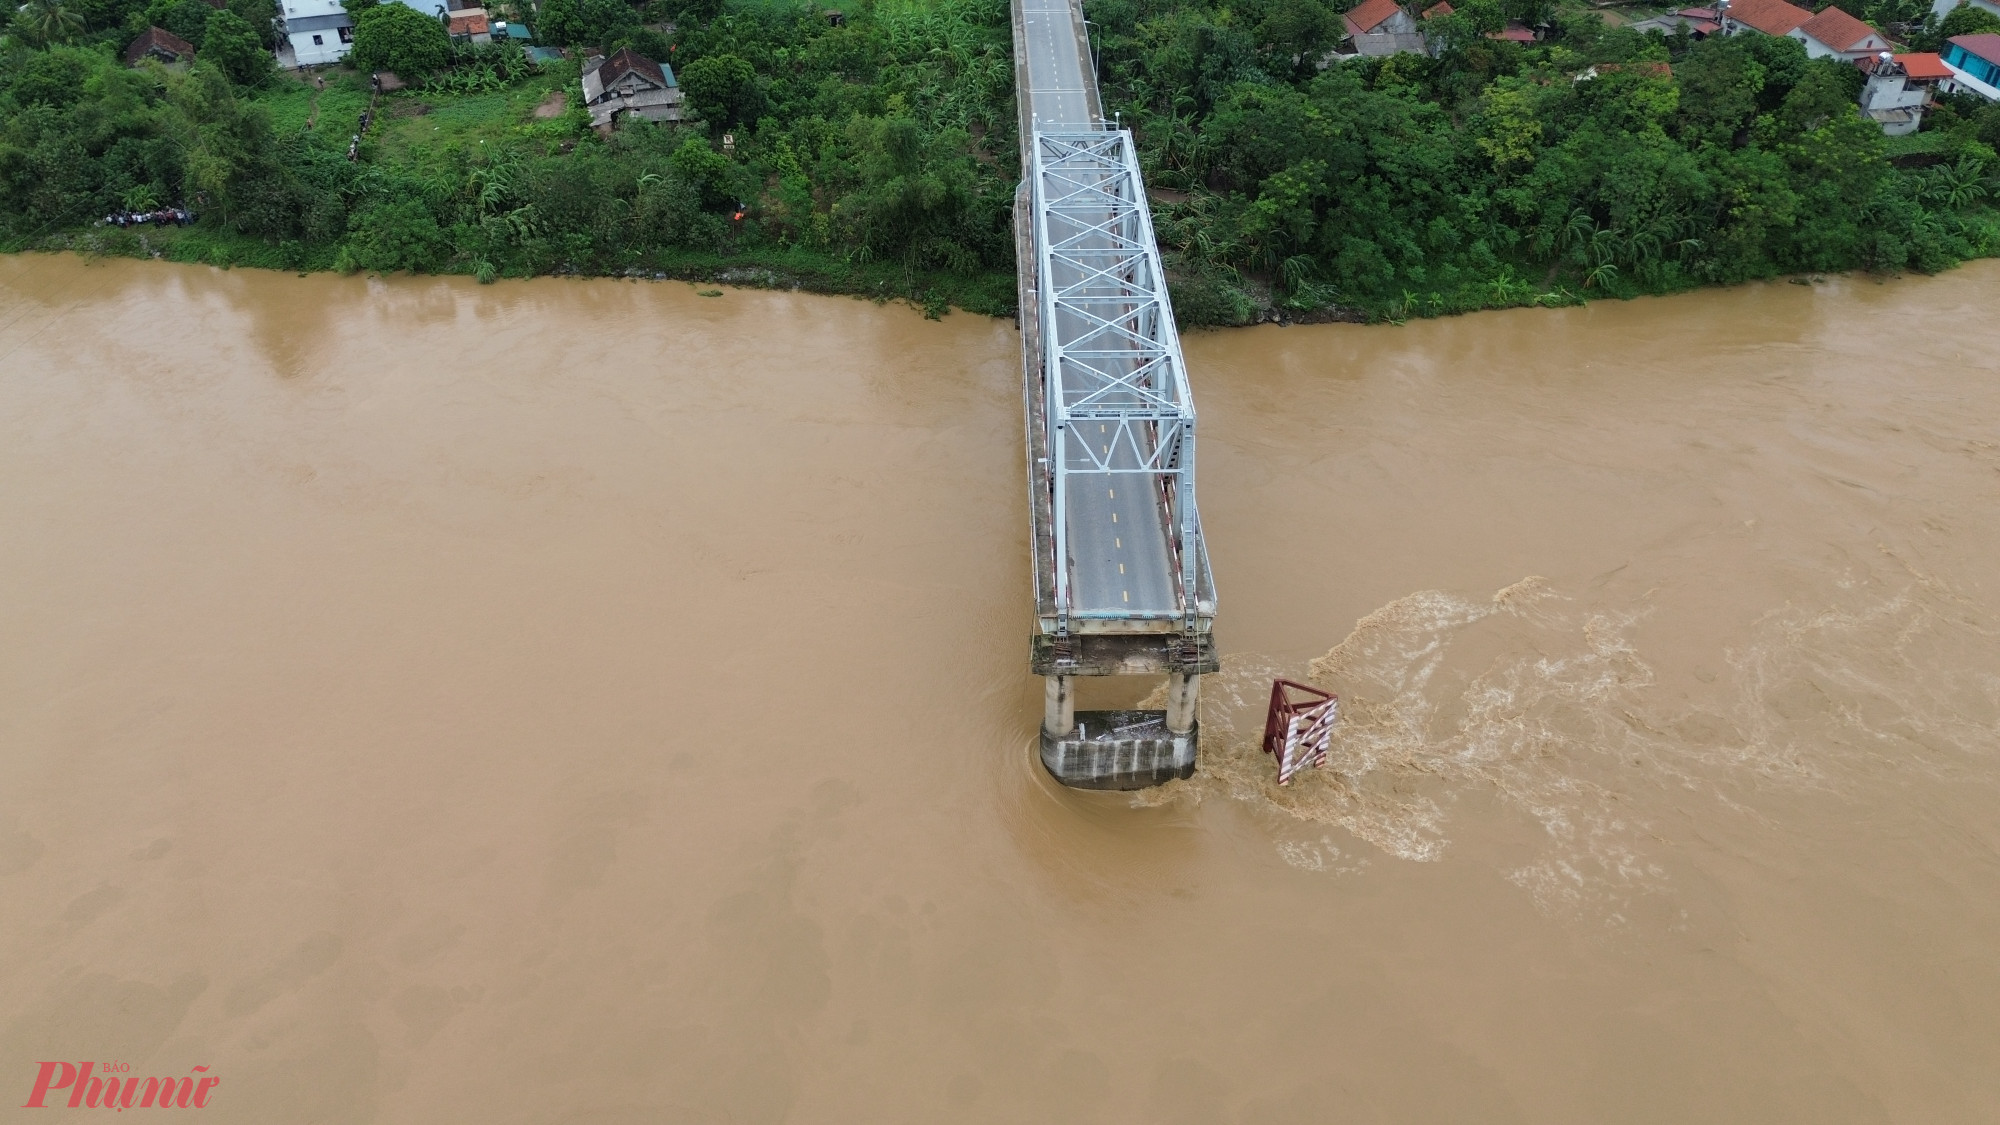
[
  {"left": 665, "top": 0, "right": 722, "bottom": 24},
  {"left": 574, "top": 0, "right": 637, "bottom": 45},
  {"left": 610, "top": 26, "right": 671, "bottom": 61},
  {"left": 680, "top": 53, "right": 761, "bottom": 128},
  {"left": 144, "top": 0, "right": 214, "bottom": 44},
  {"left": 350, "top": 2, "right": 452, "bottom": 79},
  {"left": 202, "top": 10, "right": 271, "bottom": 87},
  {"left": 667, "top": 134, "right": 736, "bottom": 206},
  {"left": 157, "top": 60, "right": 278, "bottom": 225},
  {"left": 12, "top": 0, "right": 87, "bottom": 44},
  {"left": 835, "top": 114, "right": 988, "bottom": 272},
  {"left": 536, "top": 0, "right": 637, "bottom": 48},
  {"left": 344, "top": 197, "right": 447, "bottom": 271},
  {"left": 7, "top": 45, "right": 95, "bottom": 106},
  {"left": 228, "top": 0, "right": 279, "bottom": 49},
  {"left": 532, "top": 0, "right": 581, "bottom": 45},
  {"left": 1475, "top": 76, "right": 1545, "bottom": 171},
  {"left": 1250, "top": 0, "right": 1339, "bottom": 76},
  {"left": 1673, "top": 36, "right": 1764, "bottom": 146},
  {"left": 1912, "top": 2, "right": 2000, "bottom": 48}
]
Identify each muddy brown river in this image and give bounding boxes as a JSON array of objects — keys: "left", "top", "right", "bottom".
[{"left": 2, "top": 254, "right": 1997, "bottom": 1123}]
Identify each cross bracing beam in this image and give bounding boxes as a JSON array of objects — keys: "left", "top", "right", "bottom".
[{"left": 1030, "top": 127, "right": 1203, "bottom": 633}]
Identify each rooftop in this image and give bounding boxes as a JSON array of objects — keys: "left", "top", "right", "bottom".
[
  {"left": 1344, "top": 0, "right": 1405, "bottom": 35},
  {"left": 123, "top": 25, "right": 196, "bottom": 65},
  {"left": 1797, "top": 6, "right": 1879, "bottom": 51},
  {"left": 1862, "top": 51, "right": 1952, "bottom": 79},
  {"left": 590, "top": 47, "right": 676, "bottom": 89},
  {"left": 446, "top": 8, "right": 490, "bottom": 35},
  {"left": 1948, "top": 33, "right": 2000, "bottom": 62},
  {"left": 1726, "top": 0, "right": 1812, "bottom": 36}
]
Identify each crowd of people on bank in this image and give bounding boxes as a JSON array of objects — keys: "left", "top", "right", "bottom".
[{"left": 100, "top": 207, "right": 196, "bottom": 228}]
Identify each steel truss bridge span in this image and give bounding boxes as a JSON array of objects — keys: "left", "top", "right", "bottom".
[
  {"left": 1033, "top": 129, "right": 1203, "bottom": 634},
  {"left": 1013, "top": 0, "right": 1217, "bottom": 789}
]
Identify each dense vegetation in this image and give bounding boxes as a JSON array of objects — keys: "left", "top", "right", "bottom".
[
  {"left": 0, "top": 0, "right": 1022, "bottom": 314},
  {"left": 1095, "top": 0, "right": 2000, "bottom": 321},
  {"left": 4, "top": 0, "right": 2000, "bottom": 321}
]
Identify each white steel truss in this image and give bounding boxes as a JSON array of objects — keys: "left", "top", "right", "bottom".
[{"left": 1031, "top": 128, "right": 1201, "bottom": 631}]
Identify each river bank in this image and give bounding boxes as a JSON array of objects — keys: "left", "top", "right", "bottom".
[
  {"left": 10, "top": 227, "right": 1020, "bottom": 319},
  {"left": 13, "top": 234, "right": 1985, "bottom": 329}
]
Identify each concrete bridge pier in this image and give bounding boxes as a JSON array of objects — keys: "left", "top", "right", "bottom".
[
  {"left": 1043, "top": 674, "right": 1075, "bottom": 737},
  {"left": 1032, "top": 635, "right": 1218, "bottom": 790},
  {"left": 1165, "top": 672, "right": 1199, "bottom": 734}
]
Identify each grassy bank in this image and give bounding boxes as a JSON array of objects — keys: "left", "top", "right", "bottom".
[{"left": 19, "top": 217, "right": 1018, "bottom": 317}]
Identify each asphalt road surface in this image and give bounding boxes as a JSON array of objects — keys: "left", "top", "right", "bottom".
[{"left": 1020, "top": 0, "right": 1180, "bottom": 619}]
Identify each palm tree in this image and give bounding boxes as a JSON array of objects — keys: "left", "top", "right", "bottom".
[
  {"left": 1552, "top": 206, "right": 1594, "bottom": 260},
  {"left": 15, "top": 0, "right": 85, "bottom": 44}
]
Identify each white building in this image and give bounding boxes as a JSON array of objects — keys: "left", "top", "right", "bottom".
[
  {"left": 275, "top": 0, "right": 425, "bottom": 67},
  {"left": 276, "top": 0, "right": 356, "bottom": 66},
  {"left": 1858, "top": 51, "right": 1951, "bottom": 134}
]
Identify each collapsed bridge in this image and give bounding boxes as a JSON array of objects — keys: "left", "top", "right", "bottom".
[{"left": 1012, "top": 0, "right": 1217, "bottom": 789}]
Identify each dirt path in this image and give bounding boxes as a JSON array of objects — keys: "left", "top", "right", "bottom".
[{"left": 532, "top": 91, "right": 567, "bottom": 119}]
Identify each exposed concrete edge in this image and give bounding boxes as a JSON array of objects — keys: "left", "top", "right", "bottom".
[
  {"left": 1017, "top": 180, "right": 1058, "bottom": 625},
  {"left": 1040, "top": 711, "right": 1197, "bottom": 790},
  {"left": 1010, "top": 0, "right": 1035, "bottom": 171},
  {"left": 1030, "top": 632, "right": 1218, "bottom": 677}
]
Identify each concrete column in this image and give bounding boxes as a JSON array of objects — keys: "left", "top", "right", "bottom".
[
  {"left": 1043, "top": 675, "right": 1076, "bottom": 737},
  {"left": 1165, "top": 672, "right": 1199, "bottom": 734}
]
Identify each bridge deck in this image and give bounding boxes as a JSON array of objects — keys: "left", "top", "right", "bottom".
[
  {"left": 1019, "top": 1, "right": 1098, "bottom": 127},
  {"left": 1014, "top": 0, "right": 1213, "bottom": 643}
]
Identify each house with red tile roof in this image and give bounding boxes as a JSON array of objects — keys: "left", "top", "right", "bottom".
[
  {"left": 1487, "top": 20, "right": 1537, "bottom": 41},
  {"left": 1858, "top": 51, "right": 1950, "bottom": 132},
  {"left": 1344, "top": 0, "right": 1429, "bottom": 55},
  {"left": 446, "top": 8, "right": 492, "bottom": 43},
  {"left": 1720, "top": 0, "right": 1813, "bottom": 37},
  {"left": 1791, "top": 6, "right": 1892, "bottom": 59}
]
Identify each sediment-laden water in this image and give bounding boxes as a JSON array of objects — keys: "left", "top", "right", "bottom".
[{"left": 2, "top": 254, "right": 1996, "bottom": 1122}]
